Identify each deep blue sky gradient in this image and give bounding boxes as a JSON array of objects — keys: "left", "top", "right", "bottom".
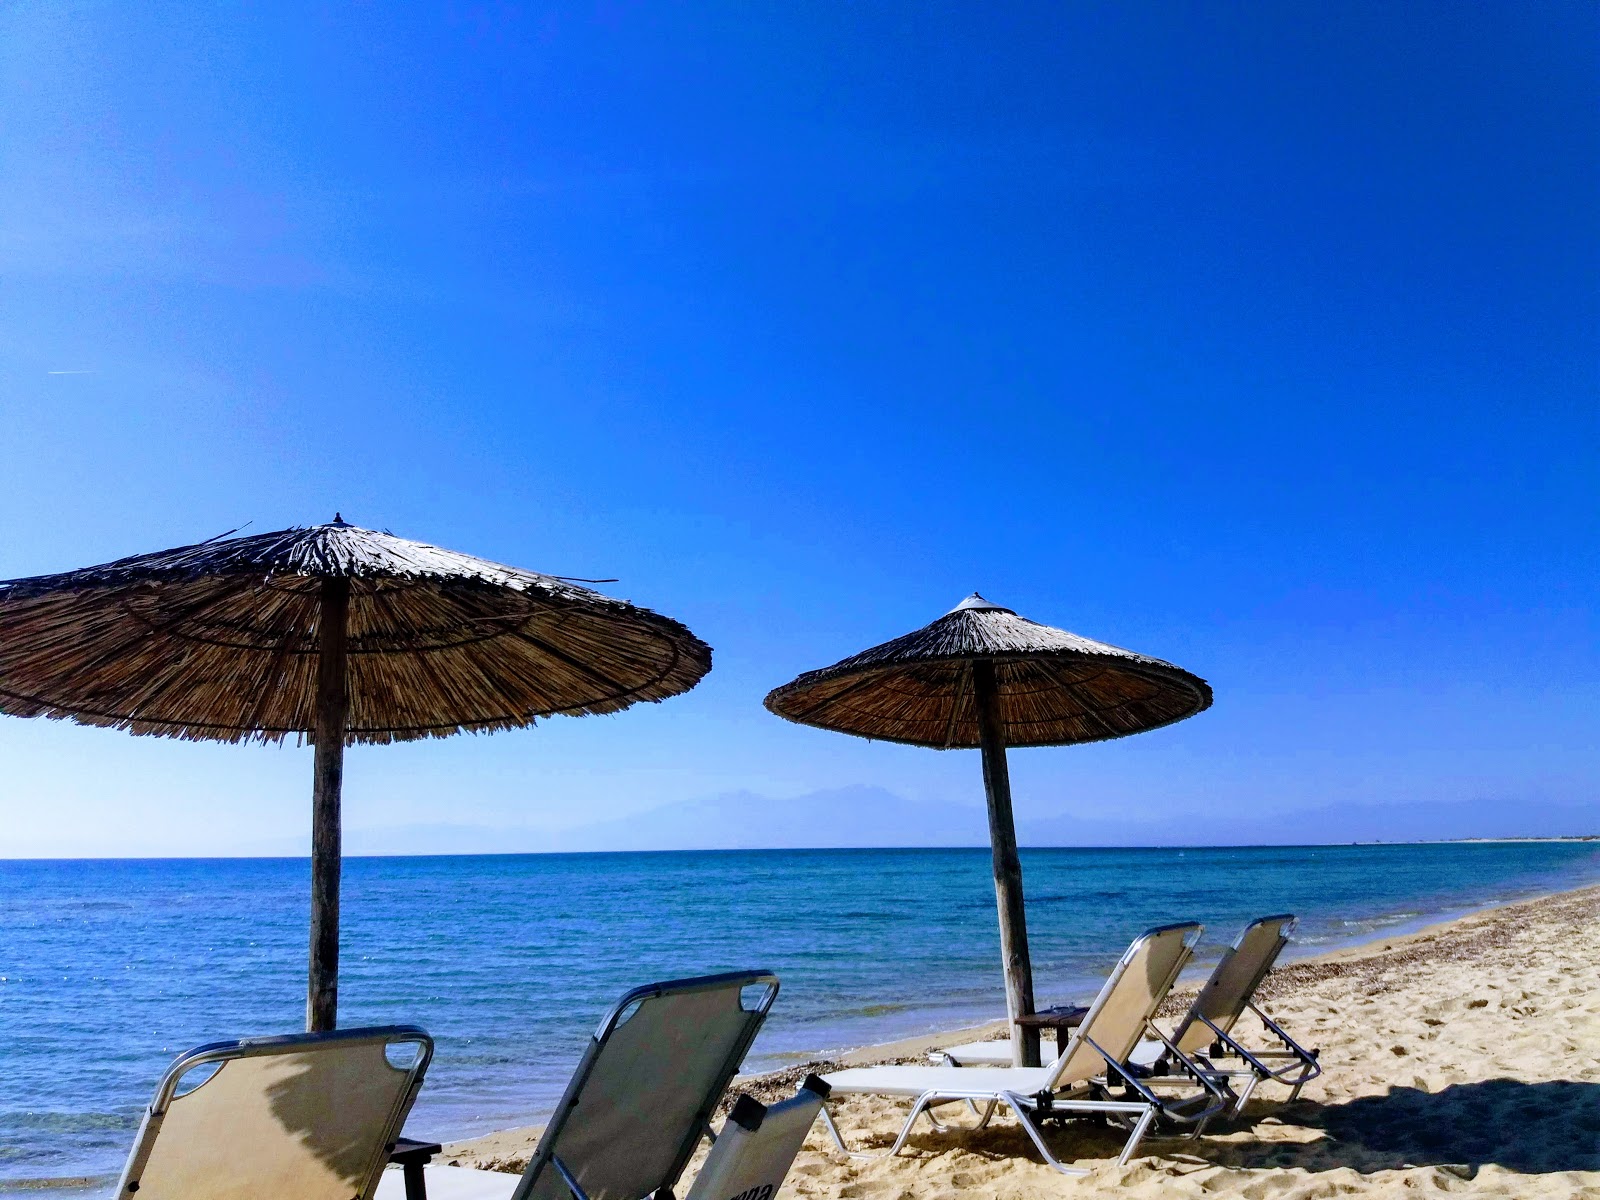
[{"left": 1, "top": 2, "right": 1595, "bottom": 853}]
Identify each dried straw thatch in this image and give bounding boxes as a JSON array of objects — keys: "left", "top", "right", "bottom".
[
  {"left": 764, "top": 594, "right": 1210, "bottom": 749},
  {"left": 0, "top": 519, "right": 711, "bottom": 745}
]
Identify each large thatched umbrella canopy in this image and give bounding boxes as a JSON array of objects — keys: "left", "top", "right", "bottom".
[
  {"left": 0, "top": 517, "right": 711, "bottom": 1029},
  {"left": 766, "top": 594, "right": 1209, "bottom": 1064}
]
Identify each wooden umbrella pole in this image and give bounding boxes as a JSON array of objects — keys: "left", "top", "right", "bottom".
[
  {"left": 973, "top": 660, "right": 1041, "bottom": 1067},
  {"left": 307, "top": 577, "right": 350, "bottom": 1033}
]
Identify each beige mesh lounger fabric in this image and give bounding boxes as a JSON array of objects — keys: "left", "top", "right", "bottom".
[
  {"left": 820, "top": 923, "right": 1230, "bottom": 1175},
  {"left": 936, "top": 914, "right": 1319, "bottom": 1110},
  {"left": 683, "top": 1077, "right": 829, "bottom": 1200},
  {"left": 116, "top": 1025, "right": 433, "bottom": 1200},
  {"left": 512, "top": 970, "right": 779, "bottom": 1200},
  {"left": 375, "top": 1077, "right": 822, "bottom": 1200},
  {"left": 1135, "top": 914, "right": 1320, "bottom": 1109}
]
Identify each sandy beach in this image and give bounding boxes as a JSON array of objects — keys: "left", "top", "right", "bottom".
[{"left": 440, "top": 884, "right": 1600, "bottom": 1198}]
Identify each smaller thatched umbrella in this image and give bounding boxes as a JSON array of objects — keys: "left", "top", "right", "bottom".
[
  {"left": 765, "top": 594, "right": 1211, "bottom": 1065},
  {"left": 0, "top": 518, "right": 711, "bottom": 1030}
]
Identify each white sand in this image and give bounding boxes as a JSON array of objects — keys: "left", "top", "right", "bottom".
[{"left": 443, "top": 884, "right": 1600, "bottom": 1198}]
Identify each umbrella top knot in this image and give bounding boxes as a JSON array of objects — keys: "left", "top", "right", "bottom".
[{"left": 948, "top": 592, "right": 1013, "bottom": 615}]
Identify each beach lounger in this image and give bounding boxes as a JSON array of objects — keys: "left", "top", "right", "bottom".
[
  {"left": 938, "top": 915, "right": 1321, "bottom": 1112},
  {"left": 819, "top": 922, "right": 1231, "bottom": 1175},
  {"left": 386, "top": 1077, "right": 825, "bottom": 1200},
  {"left": 116, "top": 1024, "right": 433, "bottom": 1200},
  {"left": 683, "top": 1076, "right": 830, "bottom": 1200},
  {"left": 514, "top": 969, "right": 780, "bottom": 1200},
  {"left": 1135, "top": 914, "right": 1321, "bottom": 1109}
]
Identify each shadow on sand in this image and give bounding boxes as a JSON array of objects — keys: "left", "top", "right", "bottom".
[
  {"left": 876, "top": 1079, "right": 1600, "bottom": 1180},
  {"left": 1207, "top": 1079, "right": 1600, "bottom": 1176}
]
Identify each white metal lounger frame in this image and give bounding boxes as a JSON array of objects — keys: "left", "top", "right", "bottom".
[
  {"left": 1154, "top": 914, "right": 1321, "bottom": 1111},
  {"left": 1192, "top": 1000, "right": 1321, "bottom": 1109},
  {"left": 819, "top": 923, "right": 1232, "bottom": 1176}
]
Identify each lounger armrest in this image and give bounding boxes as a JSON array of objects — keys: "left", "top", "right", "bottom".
[
  {"left": 390, "top": 1138, "right": 443, "bottom": 1166},
  {"left": 389, "top": 1138, "right": 443, "bottom": 1200},
  {"left": 1243, "top": 1002, "right": 1322, "bottom": 1076},
  {"left": 1122, "top": 1024, "right": 1235, "bottom": 1120}
]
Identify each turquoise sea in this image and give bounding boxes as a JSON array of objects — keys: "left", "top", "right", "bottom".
[{"left": 2, "top": 842, "right": 1598, "bottom": 1191}]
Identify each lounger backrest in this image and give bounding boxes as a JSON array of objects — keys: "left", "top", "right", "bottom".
[
  {"left": 116, "top": 1025, "right": 432, "bottom": 1200},
  {"left": 684, "top": 1078, "right": 828, "bottom": 1200},
  {"left": 1171, "top": 914, "right": 1294, "bottom": 1054},
  {"left": 515, "top": 971, "right": 779, "bottom": 1200},
  {"left": 1045, "top": 922, "right": 1200, "bottom": 1091}
]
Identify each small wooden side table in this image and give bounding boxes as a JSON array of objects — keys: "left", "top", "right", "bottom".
[{"left": 1012, "top": 1004, "right": 1090, "bottom": 1057}]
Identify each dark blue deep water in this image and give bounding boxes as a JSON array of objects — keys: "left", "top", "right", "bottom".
[{"left": 2, "top": 842, "right": 1597, "bottom": 1190}]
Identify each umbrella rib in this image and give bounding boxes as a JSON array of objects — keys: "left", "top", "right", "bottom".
[
  {"left": 0, "top": 679, "right": 508, "bottom": 738},
  {"left": 241, "top": 621, "right": 308, "bottom": 733},
  {"left": 1034, "top": 664, "right": 1123, "bottom": 738},
  {"left": 341, "top": 585, "right": 544, "bottom": 654},
  {"left": 0, "top": 683, "right": 278, "bottom": 734},
  {"left": 133, "top": 612, "right": 544, "bottom": 654},
  {"left": 0, "top": 644, "right": 691, "bottom": 739},
  {"left": 511, "top": 624, "right": 687, "bottom": 712},
  {"left": 941, "top": 663, "right": 970, "bottom": 748},
  {"left": 0, "top": 683, "right": 581, "bottom": 738},
  {"left": 111, "top": 577, "right": 271, "bottom": 644},
  {"left": 230, "top": 584, "right": 320, "bottom": 732},
  {"left": 47, "top": 578, "right": 259, "bottom": 703},
  {"left": 367, "top": 583, "right": 462, "bottom": 720},
  {"left": 367, "top": 585, "right": 530, "bottom": 728},
  {"left": 344, "top": 614, "right": 534, "bottom": 654},
  {"left": 784, "top": 670, "right": 895, "bottom": 721}
]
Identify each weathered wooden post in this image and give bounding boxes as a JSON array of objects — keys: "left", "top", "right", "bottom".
[
  {"left": 307, "top": 576, "right": 350, "bottom": 1032},
  {"left": 972, "top": 659, "right": 1041, "bottom": 1067}
]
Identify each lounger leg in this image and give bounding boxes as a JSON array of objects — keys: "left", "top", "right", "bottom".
[
  {"left": 818, "top": 1102, "right": 853, "bottom": 1155},
  {"left": 925, "top": 1097, "right": 997, "bottom": 1132},
  {"left": 995, "top": 1091, "right": 1088, "bottom": 1177},
  {"left": 1116, "top": 1107, "right": 1157, "bottom": 1165},
  {"left": 933, "top": 1051, "right": 997, "bottom": 1120},
  {"left": 1234, "top": 1072, "right": 1260, "bottom": 1114},
  {"left": 819, "top": 1094, "right": 937, "bottom": 1161}
]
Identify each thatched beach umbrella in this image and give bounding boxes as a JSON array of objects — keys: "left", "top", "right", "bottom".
[
  {"left": 765, "top": 594, "right": 1210, "bottom": 1066},
  {"left": 0, "top": 517, "right": 710, "bottom": 1031}
]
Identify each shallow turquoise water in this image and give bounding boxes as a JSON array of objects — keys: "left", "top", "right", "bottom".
[{"left": 2, "top": 842, "right": 1597, "bottom": 1189}]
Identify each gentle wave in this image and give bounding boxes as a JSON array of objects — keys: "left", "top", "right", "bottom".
[{"left": 0, "top": 1177, "right": 117, "bottom": 1196}]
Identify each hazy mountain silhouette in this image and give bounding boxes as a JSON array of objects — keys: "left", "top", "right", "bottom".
[{"left": 336, "top": 787, "right": 1596, "bottom": 855}]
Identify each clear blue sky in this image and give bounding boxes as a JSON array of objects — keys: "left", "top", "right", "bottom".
[{"left": 2, "top": 2, "right": 1595, "bottom": 855}]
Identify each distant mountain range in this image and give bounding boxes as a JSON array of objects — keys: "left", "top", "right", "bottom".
[{"left": 336, "top": 785, "right": 1596, "bottom": 855}]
